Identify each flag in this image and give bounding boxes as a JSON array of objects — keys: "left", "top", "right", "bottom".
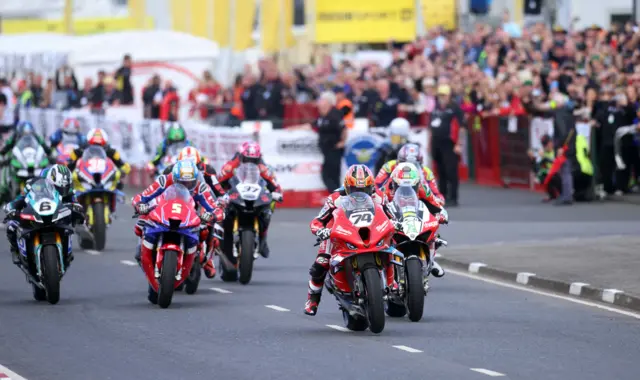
[{"left": 261, "top": 0, "right": 294, "bottom": 53}]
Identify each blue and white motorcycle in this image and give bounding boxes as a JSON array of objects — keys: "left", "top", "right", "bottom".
[{"left": 5, "top": 179, "right": 76, "bottom": 304}]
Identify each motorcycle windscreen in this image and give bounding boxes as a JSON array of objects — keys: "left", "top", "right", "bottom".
[
  {"left": 15, "top": 135, "right": 44, "bottom": 168},
  {"left": 162, "top": 184, "right": 193, "bottom": 203},
  {"left": 81, "top": 145, "right": 108, "bottom": 161},
  {"left": 340, "top": 192, "right": 376, "bottom": 228},
  {"left": 234, "top": 163, "right": 265, "bottom": 201},
  {"left": 26, "top": 178, "right": 60, "bottom": 216},
  {"left": 393, "top": 185, "right": 420, "bottom": 219}
]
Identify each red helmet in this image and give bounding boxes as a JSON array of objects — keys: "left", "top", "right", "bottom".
[
  {"left": 239, "top": 141, "right": 261, "bottom": 164},
  {"left": 87, "top": 128, "right": 108, "bottom": 146},
  {"left": 397, "top": 143, "right": 423, "bottom": 165}
]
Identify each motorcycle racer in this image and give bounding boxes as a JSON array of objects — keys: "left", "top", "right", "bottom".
[
  {"left": 148, "top": 122, "right": 192, "bottom": 172},
  {"left": 373, "top": 117, "right": 411, "bottom": 174},
  {"left": 217, "top": 141, "right": 283, "bottom": 258},
  {"left": 161, "top": 146, "right": 225, "bottom": 278},
  {"left": 375, "top": 143, "right": 445, "bottom": 205},
  {"left": 4, "top": 165, "right": 84, "bottom": 265},
  {"left": 384, "top": 163, "right": 448, "bottom": 278},
  {"left": 0, "top": 121, "right": 54, "bottom": 158},
  {"left": 68, "top": 128, "right": 131, "bottom": 191},
  {"left": 132, "top": 160, "right": 224, "bottom": 269},
  {"left": 304, "top": 164, "right": 401, "bottom": 316},
  {"left": 49, "top": 117, "right": 87, "bottom": 148}
]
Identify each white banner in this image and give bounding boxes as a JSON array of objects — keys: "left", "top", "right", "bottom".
[
  {"left": 529, "top": 117, "right": 554, "bottom": 153},
  {"left": 260, "top": 129, "right": 324, "bottom": 191}
]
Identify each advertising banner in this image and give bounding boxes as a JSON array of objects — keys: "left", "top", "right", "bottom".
[
  {"left": 259, "top": 129, "right": 325, "bottom": 191},
  {"left": 314, "top": 0, "right": 416, "bottom": 44}
]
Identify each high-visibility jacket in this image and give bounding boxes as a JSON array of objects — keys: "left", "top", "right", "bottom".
[{"left": 337, "top": 98, "right": 354, "bottom": 129}]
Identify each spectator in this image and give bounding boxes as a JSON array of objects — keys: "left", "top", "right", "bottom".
[
  {"left": 142, "top": 74, "right": 162, "bottom": 119},
  {"left": 115, "top": 54, "right": 134, "bottom": 105},
  {"left": 15, "top": 80, "right": 34, "bottom": 109},
  {"left": 87, "top": 70, "right": 108, "bottom": 111},
  {"left": 334, "top": 88, "right": 354, "bottom": 129},
  {"left": 260, "top": 62, "right": 287, "bottom": 129},
  {"left": 371, "top": 78, "right": 399, "bottom": 126},
  {"left": 28, "top": 73, "right": 44, "bottom": 107},
  {"left": 160, "top": 81, "right": 180, "bottom": 122},
  {"left": 54, "top": 66, "right": 81, "bottom": 109},
  {"left": 241, "top": 72, "right": 263, "bottom": 121}
]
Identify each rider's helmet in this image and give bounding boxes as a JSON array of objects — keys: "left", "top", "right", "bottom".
[
  {"left": 397, "top": 143, "right": 423, "bottom": 165},
  {"left": 389, "top": 118, "right": 411, "bottom": 148},
  {"left": 238, "top": 141, "right": 261, "bottom": 164},
  {"left": 87, "top": 128, "right": 108, "bottom": 146},
  {"left": 166, "top": 122, "right": 186, "bottom": 144},
  {"left": 62, "top": 117, "right": 81, "bottom": 135},
  {"left": 44, "top": 164, "right": 72, "bottom": 197},
  {"left": 16, "top": 121, "right": 35, "bottom": 137},
  {"left": 172, "top": 159, "right": 199, "bottom": 191},
  {"left": 343, "top": 164, "right": 375, "bottom": 195},
  {"left": 390, "top": 162, "right": 421, "bottom": 193},
  {"left": 177, "top": 146, "right": 202, "bottom": 166}
]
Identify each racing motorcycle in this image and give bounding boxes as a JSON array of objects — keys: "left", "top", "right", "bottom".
[
  {"left": 5, "top": 178, "right": 76, "bottom": 304},
  {"left": 55, "top": 135, "right": 80, "bottom": 165},
  {"left": 4, "top": 135, "right": 50, "bottom": 201},
  {"left": 386, "top": 185, "right": 442, "bottom": 322},
  {"left": 72, "top": 145, "right": 125, "bottom": 251},
  {"left": 134, "top": 184, "right": 202, "bottom": 308},
  {"left": 219, "top": 163, "right": 274, "bottom": 285},
  {"left": 321, "top": 192, "right": 398, "bottom": 334}
]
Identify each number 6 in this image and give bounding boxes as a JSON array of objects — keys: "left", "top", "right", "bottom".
[
  {"left": 172, "top": 203, "right": 182, "bottom": 214},
  {"left": 39, "top": 201, "right": 51, "bottom": 212}
]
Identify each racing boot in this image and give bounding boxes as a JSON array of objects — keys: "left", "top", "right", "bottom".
[
  {"left": 135, "top": 240, "right": 142, "bottom": 267},
  {"left": 386, "top": 265, "right": 399, "bottom": 292},
  {"left": 259, "top": 237, "right": 270, "bottom": 258},
  {"left": 304, "top": 292, "right": 321, "bottom": 316}
]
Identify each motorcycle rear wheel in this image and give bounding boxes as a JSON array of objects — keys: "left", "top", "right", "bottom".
[
  {"left": 363, "top": 267, "right": 385, "bottom": 333},
  {"left": 184, "top": 257, "right": 201, "bottom": 295},
  {"left": 41, "top": 245, "right": 61, "bottom": 305},
  {"left": 157, "top": 250, "right": 178, "bottom": 308},
  {"left": 238, "top": 230, "right": 255, "bottom": 285},
  {"left": 405, "top": 258, "right": 425, "bottom": 322}
]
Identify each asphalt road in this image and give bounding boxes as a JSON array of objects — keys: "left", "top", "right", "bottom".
[{"left": 0, "top": 185, "right": 639, "bottom": 380}]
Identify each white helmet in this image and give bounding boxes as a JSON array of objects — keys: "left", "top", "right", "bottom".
[{"left": 389, "top": 118, "right": 410, "bottom": 146}]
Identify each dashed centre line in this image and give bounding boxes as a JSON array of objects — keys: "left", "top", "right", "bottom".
[
  {"left": 265, "top": 305, "right": 290, "bottom": 312},
  {"left": 120, "top": 260, "right": 137, "bottom": 266},
  {"left": 0, "top": 363, "right": 28, "bottom": 379},
  {"left": 470, "top": 368, "right": 506, "bottom": 377},
  {"left": 392, "top": 345, "right": 423, "bottom": 353},
  {"left": 209, "top": 287, "right": 233, "bottom": 294},
  {"left": 84, "top": 249, "right": 101, "bottom": 255}
]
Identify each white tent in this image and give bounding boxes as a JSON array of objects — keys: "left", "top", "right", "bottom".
[
  {"left": 0, "top": 33, "right": 72, "bottom": 54},
  {"left": 68, "top": 30, "right": 220, "bottom": 65}
]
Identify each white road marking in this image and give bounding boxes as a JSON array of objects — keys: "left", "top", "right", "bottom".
[
  {"left": 120, "top": 260, "right": 137, "bottom": 266},
  {"left": 265, "top": 305, "right": 290, "bottom": 312},
  {"left": 434, "top": 252, "right": 442, "bottom": 258},
  {"left": 448, "top": 269, "right": 640, "bottom": 320},
  {"left": 209, "top": 287, "right": 232, "bottom": 294},
  {"left": 0, "top": 363, "right": 28, "bottom": 379},
  {"left": 602, "top": 289, "right": 623, "bottom": 304},
  {"left": 468, "top": 262, "right": 486, "bottom": 273},
  {"left": 84, "top": 249, "right": 100, "bottom": 255},
  {"left": 392, "top": 345, "right": 423, "bottom": 353},
  {"left": 516, "top": 272, "right": 536, "bottom": 285},
  {"left": 470, "top": 368, "right": 505, "bottom": 377},
  {"left": 569, "top": 282, "right": 589, "bottom": 296},
  {"left": 326, "top": 324, "right": 350, "bottom": 332}
]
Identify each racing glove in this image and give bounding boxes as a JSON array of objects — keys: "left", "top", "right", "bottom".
[
  {"left": 438, "top": 209, "right": 448, "bottom": 224},
  {"left": 315, "top": 227, "right": 331, "bottom": 241},
  {"left": 272, "top": 192, "right": 283, "bottom": 202},
  {"left": 136, "top": 203, "right": 151, "bottom": 215},
  {"left": 200, "top": 211, "right": 215, "bottom": 223}
]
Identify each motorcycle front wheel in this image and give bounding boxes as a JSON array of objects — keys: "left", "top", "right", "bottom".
[
  {"left": 157, "top": 250, "right": 178, "bottom": 308},
  {"left": 238, "top": 230, "right": 255, "bottom": 285},
  {"left": 363, "top": 267, "right": 385, "bottom": 334},
  {"left": 405, "top": 258, "right": 425, "bottom": 322},
  {"left": 92, "top": 203, "right": 107, "bottom": 251},
  {"left": 41, "top": 245, "right": 61, "bottom": 305}
]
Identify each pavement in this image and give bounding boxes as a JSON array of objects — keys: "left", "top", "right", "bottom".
[{"left": 0, "top": 184, "right": 639, "bottom": 380}]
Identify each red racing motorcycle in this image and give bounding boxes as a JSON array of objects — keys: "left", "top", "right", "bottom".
[
  {"left": 134, "top": 184, "right": 202, "bottom": 308},
  {"left": 321, "top": 192, "right": 399, "bottom": 334}
]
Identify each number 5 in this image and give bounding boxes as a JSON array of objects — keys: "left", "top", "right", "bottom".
[{"left": 172, "top": 203, "right": 182, "bottom": 214}]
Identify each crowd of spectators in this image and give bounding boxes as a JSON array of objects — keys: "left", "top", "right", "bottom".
[{"left": 1, "top": 10, "right": 640, "bottom": 198}]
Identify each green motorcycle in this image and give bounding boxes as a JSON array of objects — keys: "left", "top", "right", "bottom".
[{"left": 1, "top": 135, "right": 50, "bottom": 204}]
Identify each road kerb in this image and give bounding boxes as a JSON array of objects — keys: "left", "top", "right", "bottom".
[{"left": 438, "top": 256, "right": 640, "bottom": 313}]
